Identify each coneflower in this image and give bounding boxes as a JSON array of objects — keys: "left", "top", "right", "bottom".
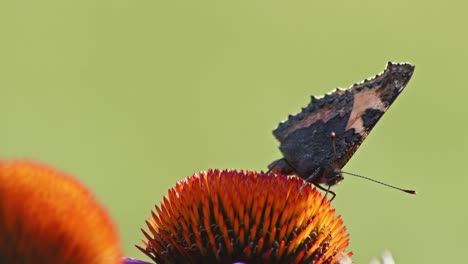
[
  {"left": 0, "top": 160, "right": 123, "bottom": 264},
  {"left": 137, "top": 169, "right": 351, "bottom": 264}
]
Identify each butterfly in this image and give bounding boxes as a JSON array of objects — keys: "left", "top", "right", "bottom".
[{"left": 268, "top": 62, "right": 415, "bottom": 200}]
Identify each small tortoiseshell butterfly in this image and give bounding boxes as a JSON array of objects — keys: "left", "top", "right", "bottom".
[{"left": 268, "top": 62, "right": 415, "bottom": 199}]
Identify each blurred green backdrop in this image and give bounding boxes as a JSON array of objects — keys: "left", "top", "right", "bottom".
[{"left": 0, "top": 0, "right": 465, "bottom": 263}]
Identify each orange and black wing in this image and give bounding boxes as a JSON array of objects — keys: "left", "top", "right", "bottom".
[{"left": 272, "top": 62, "right": 415, "bottom": 179}]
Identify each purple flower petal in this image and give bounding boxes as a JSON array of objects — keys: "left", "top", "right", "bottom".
[{"left": 122, "top": 258, "right": 152, "bottom": 264}]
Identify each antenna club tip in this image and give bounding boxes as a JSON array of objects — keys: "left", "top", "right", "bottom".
[{"left": 405, "top": 190, "right": 417, "bottom": 195}]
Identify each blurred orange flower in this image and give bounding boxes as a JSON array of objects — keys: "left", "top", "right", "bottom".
[{"left": 0, "top": 160, "right": 123, "bottom": 264}]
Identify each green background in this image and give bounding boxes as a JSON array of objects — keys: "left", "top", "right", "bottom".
[{"left": 0, "top": 1, "right": 465, "bottom": 263}]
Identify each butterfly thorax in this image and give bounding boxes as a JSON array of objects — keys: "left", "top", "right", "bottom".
[{"left": 268, "top": 158, "right": 344, "bottom": 187}]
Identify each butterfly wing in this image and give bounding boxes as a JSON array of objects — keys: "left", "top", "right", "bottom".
[{"left": 273, "top": 62, "right": 415, "bottom": 179}]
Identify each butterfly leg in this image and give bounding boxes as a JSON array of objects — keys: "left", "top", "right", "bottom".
[
  {"left": 325, "top": 185, "right": 337, "bottom": 202},
  {"left": 299, "top": 168, "right": 320, "bottom": 194},
  {"left": 299, "top": 168, "right": 337, "bottom": 201},
  {"left": 312, "top": 183, "right": 337, "bottom": 202}
]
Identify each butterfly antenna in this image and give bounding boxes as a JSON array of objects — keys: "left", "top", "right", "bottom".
[{"left": 341, "top": 171, "right": 417, "bottom": 195}]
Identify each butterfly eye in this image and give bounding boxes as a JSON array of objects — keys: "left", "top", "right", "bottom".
[
  {"left": 333, "top": 169, "right": 342, "bottom": 178},
  {"left": 324, "top": 170, "right": 344, "bottom": 186}
]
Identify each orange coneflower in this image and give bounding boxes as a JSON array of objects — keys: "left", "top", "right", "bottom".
[
  {"left": 137, "top": 169, "right": 352, "bottom": 264},
  {"left": 0, "top": 160, "right": 123, "bottom": 264}
]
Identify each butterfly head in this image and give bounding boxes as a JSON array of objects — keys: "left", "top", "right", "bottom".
[{"left": 323, "top": 168, "right": 344, "bottom": 187}]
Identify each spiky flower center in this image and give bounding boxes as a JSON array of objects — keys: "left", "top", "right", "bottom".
[{"left": 139, "top": 170, "right": 351, "bottom": 264}]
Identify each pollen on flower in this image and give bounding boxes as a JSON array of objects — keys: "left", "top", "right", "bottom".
[
  {"left": 0, "top": 160, "right": 123, "bottom": 264},
  {"left": 138, "top": 169, "right": 352, "bottom": 264}
]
